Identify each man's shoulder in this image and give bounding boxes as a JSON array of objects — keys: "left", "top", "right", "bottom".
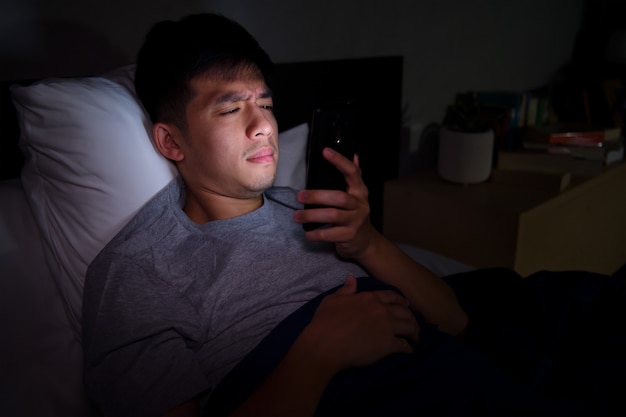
[{"left": 93, "top": 179, "right": 184, "bottom": 264}]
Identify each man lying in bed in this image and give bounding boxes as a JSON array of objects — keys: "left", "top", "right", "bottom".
[{"left": 82, "top": 13, "right": 626, "bottom": 417}]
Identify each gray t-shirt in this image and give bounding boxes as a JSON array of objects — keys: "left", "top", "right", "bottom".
[{"left": 82, "top": 178, "right": 367, "bottom": 417}]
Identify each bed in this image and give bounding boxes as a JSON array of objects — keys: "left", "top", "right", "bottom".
[{"left": 0, "top": 57, "right": 473, "bottom": 416}]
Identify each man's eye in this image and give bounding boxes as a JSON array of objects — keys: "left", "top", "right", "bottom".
[
  {"left": 220, "top": 108, "right": 240, "bottom": 115},
  {"left": 260, "top": 105, "right": 274, "bottom": 112}
]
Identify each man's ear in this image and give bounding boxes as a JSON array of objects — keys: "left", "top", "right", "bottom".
[{"left": 153, "top": 122, "right": 185, "bottom": 162}]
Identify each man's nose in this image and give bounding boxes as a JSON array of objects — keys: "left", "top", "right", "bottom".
[{"left": 247, "top": 106, "right": 273, "bottom": 139}]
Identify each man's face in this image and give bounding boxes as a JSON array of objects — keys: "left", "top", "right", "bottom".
[{"left": 176, "top": 74, "right": 279, "bottom": 199}]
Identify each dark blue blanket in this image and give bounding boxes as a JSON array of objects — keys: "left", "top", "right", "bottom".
[{"left": 205, "top": 271, "right": 626, "bottom": 416}]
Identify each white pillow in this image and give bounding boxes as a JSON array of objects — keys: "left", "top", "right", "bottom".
[
  {"left": 275, "top": 122, "right": 308, "bottom": 190},
  {"left": 11, "top": 68, "right": 178, "bottom": 337},
  {"left": 11, "top": 68, "right": 310, "bottom": 338}
]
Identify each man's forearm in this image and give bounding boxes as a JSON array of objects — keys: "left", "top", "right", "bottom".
[{"left": 355, "top": 232, "right": 468, "bottom": 335}]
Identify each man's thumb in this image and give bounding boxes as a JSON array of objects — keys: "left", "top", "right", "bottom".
[{"left": 336, "top": 275, "right": 357, "bottom": 295}]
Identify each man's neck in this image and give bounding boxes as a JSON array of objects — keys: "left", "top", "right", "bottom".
[{"left": 183, "top": 190, "right": 264, "bottom": 224}]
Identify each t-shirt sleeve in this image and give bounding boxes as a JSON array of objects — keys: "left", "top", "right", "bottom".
[{"left": 83, "top": 252, "right": 209, "bottom": 417}]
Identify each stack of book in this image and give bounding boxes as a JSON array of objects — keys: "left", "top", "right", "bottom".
[{"left": 494, "top": 124, "right": 624, "bottom": 189}]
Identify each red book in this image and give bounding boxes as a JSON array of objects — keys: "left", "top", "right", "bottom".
[{"left": 526, "top": 125, "right": 621, "bottom": 147}]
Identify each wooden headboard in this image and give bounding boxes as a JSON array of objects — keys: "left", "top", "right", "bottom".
[{"left": 0, "top": 56, "right": 404, "bottom": 230}]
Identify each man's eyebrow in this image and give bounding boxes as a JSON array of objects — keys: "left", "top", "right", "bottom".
[
  {"left": 214, "top": 89, "right": 273, "bottom": 105},
  {"left": 259, "top": 89, "right": 273, "bottom": 99},
  {"left": 215, "top": 92, "right": 248, "bottom": 105}
]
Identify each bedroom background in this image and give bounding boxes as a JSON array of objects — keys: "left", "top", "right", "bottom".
[
  {"left": 2, "top": 1, "right": 626, "bottom": 416},
  {"left": 1, "top": 0, "right": 600, "bottom": 173}
]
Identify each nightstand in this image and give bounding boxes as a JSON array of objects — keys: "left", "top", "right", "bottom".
[{"left": 383, "top": 163, "right": 626, "bottom": 276}]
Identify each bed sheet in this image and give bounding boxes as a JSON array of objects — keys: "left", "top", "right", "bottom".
[
  {"left": 397, "top": 243, "right": 474, "bottom": 277},
  {"left": 0, "top": 178, "right": 96, "bottom": 417}
]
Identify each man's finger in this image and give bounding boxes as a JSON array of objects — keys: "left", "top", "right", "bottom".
[
  {"left": 374, "top": 290, "right": 411, "bottom": 307},
  {"left": 335, "top": 275, "right": 357, "bottom": 296}
]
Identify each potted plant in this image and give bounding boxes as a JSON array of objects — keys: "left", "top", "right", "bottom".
[{"left": 438, "top": 91, "right": 495, "bottom": 184}]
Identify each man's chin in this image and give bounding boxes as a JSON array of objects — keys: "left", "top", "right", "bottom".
[{"left": 245, "top": 176, "right": 275, "bottom": 195}]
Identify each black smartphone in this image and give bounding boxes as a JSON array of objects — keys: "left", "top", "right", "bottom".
[{"left": 303, "top": 101, "right": 357, "bottom": 231}]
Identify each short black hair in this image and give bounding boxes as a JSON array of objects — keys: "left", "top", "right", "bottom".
[{"left": 134, "top": 13, "right": 275, "bottom": 130}]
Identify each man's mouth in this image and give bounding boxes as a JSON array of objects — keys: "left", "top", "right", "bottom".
[{"left": 246, "top": 146, "right": 275, "bottom": 164}]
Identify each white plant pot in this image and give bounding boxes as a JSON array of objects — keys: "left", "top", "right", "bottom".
[{"left": 438, "top": 127, "right": 494, "bottom": 184}]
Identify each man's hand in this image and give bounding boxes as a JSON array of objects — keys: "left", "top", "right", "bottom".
[
  {"left": 297, "top": 275, "right": 420, "bottom": 374},
  {"left": 231, "top": 276, "right": 419, "bottom": 417},
  {"left": 294, "top": 147, "right": 376, "bottom": 260}
]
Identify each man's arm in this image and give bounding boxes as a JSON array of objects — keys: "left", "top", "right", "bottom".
[
  {"left": 294, "top": 148, "right": 468, "bottom": 336},
  {"left": 351, "top": 231, "right": 468, "bottom": 335}
]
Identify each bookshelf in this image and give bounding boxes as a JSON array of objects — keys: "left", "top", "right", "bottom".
[{"left": 383, "top": 162, "right": 626, "bottom": 276}]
